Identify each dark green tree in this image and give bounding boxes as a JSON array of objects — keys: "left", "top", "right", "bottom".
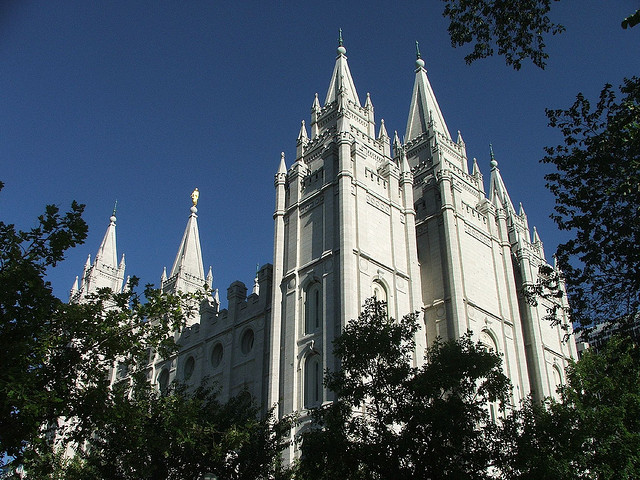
[
  {"left": 441, "top": 1, "right": 638, "bottom": 70},
  {"left": 441, "top": 0, "right": 565, "bottom": 69},
  {"left": 0, "top": 184, "right": 198, "bottom": 471},
  {"left": 499, "top": 336, "right": 640, "bottom": 479},
  {"left": 297, "top": 299, "right": 511, "bottom": 480},
  {"left": 541, "top": 77, "right": 640, "bottom": 331},
  {"left": 33, "top": 380, "right": 293, "bottom": 480}
]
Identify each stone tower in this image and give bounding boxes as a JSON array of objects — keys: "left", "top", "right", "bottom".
[
  {"left": 70, "top": 206, "right": 125, "bottom": 302},
  {"left": 269, "top": 34, "right": 425, "bottom": 425},
  {"left": 404, "top": 46, "right": 575, "bottom": 403}
]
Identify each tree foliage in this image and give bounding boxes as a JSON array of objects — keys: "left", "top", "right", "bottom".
[
  {"left": 0, "top": 185, "right": 198, "bottom": 469},
  {"left": 542, "top": 77, "right": 640, "bottom": 331},
  {"left": 499, "top": 336, "right": 640, "bottom": 479},
  {"left": 441, "top": 0, "right": 564, "bottom": 69},
  {"left": 297, "top": 299, "right": 511, "bottom": 480},
  {"left": 27, "top": 381, "right": 293, "bottom": 480}
]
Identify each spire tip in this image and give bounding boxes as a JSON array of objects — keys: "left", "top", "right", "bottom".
[{"left": 337, "top": 28, "right": 346, "bottom": 55}]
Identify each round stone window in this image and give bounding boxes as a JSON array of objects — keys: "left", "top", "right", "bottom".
[
  {"left": 241, "top": 329, "right": 255, "bottom": 354},
  {"left": 211, "top": 343, "right": 223, "bottom": 368},
  {"left": 184, "top": 356, "right": 195, "bottom": 380}
]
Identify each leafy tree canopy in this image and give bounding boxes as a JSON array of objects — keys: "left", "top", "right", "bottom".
[
  {"left": 298, "top": 299, "right": 511, "bottom": 480},
  {"left": 542, "top": 77, "right": 640, "bottom": 331},
  {"left": 441, "top": 1, "right": 639, "bottom": 70},
  {"left": 441, "top": 0, "right": 565, "bottom": 69},
  {"left": 0, "top": 184, "right": 198, "bottom": 469},
  {"left": 26, "top": 380, "right": 294, "bottom": 480},
  {"left": 499, "top": 336, "right": 640, "bottom": 479}
]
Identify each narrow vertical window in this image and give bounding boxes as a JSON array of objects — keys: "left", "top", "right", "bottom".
[
  {"left": 304, "top": 355, "right": 322, "bottom": 408},
  {"left": 305, "top": 283, "right": 322, "bottom": 334}
]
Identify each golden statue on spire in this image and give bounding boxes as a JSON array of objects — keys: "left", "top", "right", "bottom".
[{"left": 191, "top": 188, "right": 199, "bottom": 206}]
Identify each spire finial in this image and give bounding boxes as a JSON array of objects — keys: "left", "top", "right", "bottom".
[
  {"left": 110, "top": 200, "right": 117, "bottom": 223},
  {"left": 489, "top": 144, "right": 498, "bottom": 168},
  {"left": 415, "top": 41, "right": 425, "bottom": 69},
  {"left": 190, "top": 188, "right": 199, "bottom": 214},
  {"left": 337, "top": 29, "right": 346, "bottom": 55}
]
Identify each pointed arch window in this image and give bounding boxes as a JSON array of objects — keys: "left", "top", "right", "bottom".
[
  {"left": 158, "top": 369, "right": 170, "bottom": 394},
  {"left": 305, "top": 283, "right": 322, "bottom": 334},
  {"left": 372, "top": 280, "right": 388, "bottom": 315},
  {"left": 304, "top": 355, "right": 322, "bottom": 408}
]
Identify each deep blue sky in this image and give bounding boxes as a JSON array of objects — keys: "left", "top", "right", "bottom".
[{"left": 2, "top": 1, "right": 638, "bottom": 303}]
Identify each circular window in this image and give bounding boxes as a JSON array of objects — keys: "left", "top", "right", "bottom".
[
  {"left": 241, "top": 329, "right": 255, "bottom": 354},
  {"left": 184, "top": 356, "right": 195, "bottom": 380},
  {"left": 211, "top": 343, "right": 223, "bottom": 368}
]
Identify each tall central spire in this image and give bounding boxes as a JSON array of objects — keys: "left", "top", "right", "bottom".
[
  {"left": 405, "top": 42, "right": 451, "bottom": 142},
  {"left": 164, "top": 189, "right": 206, "bottom": 294},
  {"left": 324, "top": 30, "right": 361, "bottom": 107}
]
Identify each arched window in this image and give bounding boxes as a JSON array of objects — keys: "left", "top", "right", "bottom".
[
  {"left": 183, "top": 356, "right": 195, "bottom": 381},
  {"left": 241, "top": 329, "right": 254, "bottom": 355},
  {"left": 305, "top": 283, "right": 322, "bottom": 334},
  {"left": 372, "top": 280, "right": 388, "bottom": 316},
  {"left": 158, "top": 369, "right": 170, "bottom": 394},
  {"left": 552, "top": 364, "right": 563, "bottom": 394},
  {"left": 304, "top": 355, "right": 322, "bottom": 408},
  {"left": 479, "top": 329, "right": 498, "bottom": 353},
  {"left": 211, "top": 343, "right": 223, "bottom": 368}
]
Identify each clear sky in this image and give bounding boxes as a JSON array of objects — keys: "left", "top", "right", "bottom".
[{"left": 1, "top": 1, "right": 638, "bottom": 304}]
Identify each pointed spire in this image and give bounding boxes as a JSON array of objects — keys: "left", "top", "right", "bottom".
[
  {"left": 405, "top": 44, "right": 451, "bottom": 142},
  {"left": 70, "top": 276, "right": 79, "bottom": 301},
  {"left": 518, "top": 202, "right": 526, "bottom": 217},
  {"left": 123, "top": 275, "right": 131, "bottom": 293},
  {"left": 277, "top": 151, "right": 287, "bottom": 175},
  {"left": 206, "top": 266, "right": 213, "bottom": 289},
  {"left": 82, "top": 254, "right": 91, "bottom": 278},
  {"left": 490, "top": 143, "right": 498, "bottom": 169},
  {"left": 312, "top": 92, "right": 321, "bottom": 112},
  {"left": 118, "top": 253, "right": 125, "bottom": 270},
  {"left": 393, "top": 130, "right": 402, "bottom": 158},
  {"left": 532, "top": 226, "right": 541, "bottom": 244},
  {"left": 378, "top": 119, "right": 389, "bottom": 141},
  {"left": 400, "top": 147, "right": 411, "bottom": 174},
  {"left": 297, "top": 120, "right": 309, "bottom": 142},
  {"left": 161, "top": 266, "right": 167, "bottom": 284},
  {"left": 213, "top": 288, "right": 220, "bottom": 305},
  {"left": 472, "top": 157, "right": 481, "bottom": 176},
  {"left": 166, "top": 190, "right": 206, "bottom": 293},
  {"left": 324, "top": 31, "right": 361, "bottom": 107},
  {"left": 488, "top": 145, "right": 515, "bottom": 212},
  {"left": 457, "top": 130, "right": 465, "bottom": 145},
  {"left": 365, "top": 92, "right": 373, "bottom": 109},
  {"left": 252, "top": 263, "right": 260, "bottom": 296},
  {"left": 94, "top": 211, "right": 118, "bottom": 270}
]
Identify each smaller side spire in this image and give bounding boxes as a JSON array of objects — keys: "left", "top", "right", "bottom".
[
  {"left": 297, "top": 120, "right": 309, "bottom": 142},
  {"left": 206, "top": 266, "right": 213, "bottom": 289},
  {"left": 365, "top": 92, "right": 373, "bottom": 109},
  {"left": 532, "top": 226, "right": 541, "bottom": 244},
  {"left": 252, "top": 263, "right": 260, "bottom": 296},
  {"left": 472, "top": 157, "right": 481, "bottom": 176},
  {"left": 70, "top": 276, "right": 79, "bottom": 301},
  {"left": 296, "top": 120, "right": 309, "bottom": 159},
  {"left": 277, "top": 152, "right": 287, "bottom": 175},
  {"left": 393, "top": 130, "right": 402, "bottom": 159},
  {"left": 161, "top": 266, "right": 167, "bottom": 287},
  {"left": 488, "top": 144, "right": 515, "bottom": 212}
]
